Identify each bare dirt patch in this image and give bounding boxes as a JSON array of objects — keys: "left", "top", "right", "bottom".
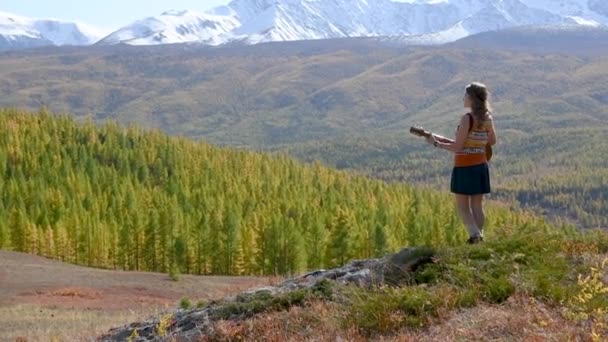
[{"left": 0, "top": 250, "right": 275, "bottom": 341}]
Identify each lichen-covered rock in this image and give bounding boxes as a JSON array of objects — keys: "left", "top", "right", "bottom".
[
  {"left": 97, "top": 247, "right": 434, "bottom": 341},
  {"left": 372, "top": 247, "right": 435, "bottom": 285}
]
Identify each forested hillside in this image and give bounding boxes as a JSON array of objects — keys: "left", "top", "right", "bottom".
[
  {"left": 1, "top": 38, "right": 606, "bottom": 228},
  {"left": 0, "top": 109, "right": 561, "bottom": 276}
]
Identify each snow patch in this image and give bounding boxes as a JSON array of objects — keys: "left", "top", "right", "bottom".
[{"left": 0, "top": 11, "right": 105, "bottom": 48}]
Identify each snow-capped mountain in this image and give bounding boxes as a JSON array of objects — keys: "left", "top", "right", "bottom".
[
  {"left": 0, "top": 11, "right": 105, "bottom": 50},
  {"left": 96, "top": 0, "right": 608, "bottom": 47},
  {"left": 97, "top": 10, "right": 240, "bottom": 46},
  {"left": 417, "top": 0, "right": 572, "bottom": 44},
  {"left": 517, "top": 0, "right": 608, "bottom": 27},
  {"left": 3, "top": 0, "right": 608, "bottom": 50}
]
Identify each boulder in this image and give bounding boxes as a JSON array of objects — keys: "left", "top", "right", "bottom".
[{"left": 97, "top": 247, "right": 435, "bottom": 341}]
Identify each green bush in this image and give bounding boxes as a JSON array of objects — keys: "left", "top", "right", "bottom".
[
  {"left": 168, "top": 266, "right": 180, "bottom": 282},
  {"left": 482, "top": 277, "right": 515, "bottom": 304},
  {"left": 454, "top": 288, "right": 479, "bottom": 308},
  {"left": 397, "top": 288, "right": 440, "bottom": 317},
  {"left": 340, "top": 286, "right": 402, "bottom": 334},
  {"left": 179, "top": 297, "right": 192, "bottom": 310},
  {"left": 311, "top": 279, "right": 334, "bottom": 298}
]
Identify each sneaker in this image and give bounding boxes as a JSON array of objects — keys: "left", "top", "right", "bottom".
[{"left": 467, "top": 235, "right": 484, "bottom": 245}]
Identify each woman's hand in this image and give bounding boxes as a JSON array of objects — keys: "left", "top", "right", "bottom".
[{"left": 426, "top": 134, "right": 438, "bottom": 146}]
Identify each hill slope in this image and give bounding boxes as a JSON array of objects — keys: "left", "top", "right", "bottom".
[
  {"left": 100, "top": 225, "right": 608, "bottom": 341},
  {"left": 0, "top": 36, "right": 606, "bottom": 227},
  {"left": 1, "top": 109, "right": 558, "bottom": 278}
]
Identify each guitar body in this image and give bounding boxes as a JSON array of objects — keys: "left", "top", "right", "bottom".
[
  {"left": 485, "top": 145, "right": 493, "bottom": 162},
  {"left": 410, "top": 126, "right": 493, "bottom": 162}
]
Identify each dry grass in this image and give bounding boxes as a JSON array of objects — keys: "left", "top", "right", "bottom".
[
  {"left": 401, "top": 295, "right": 583, "bottom": 342},
  {"left": 0, "top": 250, "right": 275, "bottom": 341},
  {"left": 0, "top": 304, "right": 159, "bottom": 342},
  {"left": 200, "top": 294, "right": 593, "bottom": 342},
  {"left": 0, "top": 251, "right": 273, "bottom": 306},
  {"left": 199, "top": 300, "right": 366, "bottom": 342}
]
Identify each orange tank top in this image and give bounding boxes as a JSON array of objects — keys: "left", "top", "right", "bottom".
[{"left": 454, "top": 114, "right": 491, "bottom": 167}]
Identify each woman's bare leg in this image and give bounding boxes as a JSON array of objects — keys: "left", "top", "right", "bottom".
[
  {"left": 470, "top": 195, "right": 485, "bottom": 237},
  {"left": 455, "top": 194, "right": 481, "bottom": 238}
]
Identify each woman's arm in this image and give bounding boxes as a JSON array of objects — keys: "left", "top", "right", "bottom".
[
  {"left": 428, "top": 115, "right": 469, "bottom": 153},
  {"left": 487, "top": 115, "right": 497, "bottom": 146}
]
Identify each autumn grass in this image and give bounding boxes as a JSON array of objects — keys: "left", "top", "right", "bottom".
[
  {"left": 338, "top": 226, "right": 608, "bottom": 337},
  {"left": 200, "top": 225, "right": 608, "bottom": 341},
  {"left": 202, "top": 296, "right": 587, "bottom": 342},
  {"left": 0, "top": 304, "right": 161, "bottom": 342}
]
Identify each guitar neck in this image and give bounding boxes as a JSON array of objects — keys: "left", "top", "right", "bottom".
[
  {"left": 415, "top": 131, "right": 453, "bottom": 142},
  {"left": 410, "top": 127, "right": 454, "bottom": 143},
  {"left": 433, "top": 134, "right": 454, "bottom": 144}
]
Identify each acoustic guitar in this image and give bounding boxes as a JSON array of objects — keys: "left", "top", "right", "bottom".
[{"left": 409, "top": 126, "right": 493, "bottom": 162}]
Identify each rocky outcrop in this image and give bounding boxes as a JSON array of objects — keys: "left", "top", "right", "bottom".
[{"left": 97, "top": 247, "right": 434, "bottom": 342}]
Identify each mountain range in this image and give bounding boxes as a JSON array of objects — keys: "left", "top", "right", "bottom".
[
  {"left": 1, "top": 0, "right": 607, "bottom": 50},
  {"left": 0, "top": 11, "right": 105, "bottom": 51}
]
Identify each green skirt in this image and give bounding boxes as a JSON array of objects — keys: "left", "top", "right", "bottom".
[{"left": 451, "top": 163, "right": 491, "bottom": 195}]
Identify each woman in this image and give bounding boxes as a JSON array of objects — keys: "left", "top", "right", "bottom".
[{"left": 427, "top": 82, "right": 497, "bottom": 244}]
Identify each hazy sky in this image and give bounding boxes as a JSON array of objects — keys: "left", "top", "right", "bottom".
[{"left": 2, "top": 0, "right": 417, "bottom": 33}]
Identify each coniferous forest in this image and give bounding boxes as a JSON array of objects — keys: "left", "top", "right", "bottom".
[
  {"left": 1, "top": 42, "right": 606, "bottom": 229},
  {"left": 0, "top": 109, "right": 565, "bottom": 276}
]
